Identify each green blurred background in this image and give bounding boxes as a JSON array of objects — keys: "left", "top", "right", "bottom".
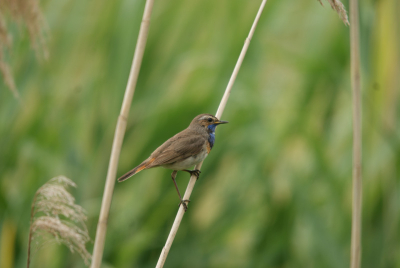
[{"left": 1, "top": 0, "right": 399, "bottom": 267}]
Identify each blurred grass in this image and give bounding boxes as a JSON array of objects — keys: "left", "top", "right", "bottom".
[{"left": 0, "top": 0, "right": 399, "bottom": 267}]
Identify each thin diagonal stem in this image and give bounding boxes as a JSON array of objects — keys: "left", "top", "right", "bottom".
[
  {"left": 155, "top": 1, "right": 268, "bottom": 267},
  {"left": 90, "top": 1, "right": 155, "bottom": 267},
  {"left": 349, "top": 0, "right": 362, "bottom": 265}
]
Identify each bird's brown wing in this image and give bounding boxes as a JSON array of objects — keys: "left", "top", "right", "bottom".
[{"left": 146, "top": 129, "right": 206, "bottom": 168}]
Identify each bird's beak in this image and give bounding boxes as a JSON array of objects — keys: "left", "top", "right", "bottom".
[{"left": 215, "top": 120, "right": 229, "bottom": 125}]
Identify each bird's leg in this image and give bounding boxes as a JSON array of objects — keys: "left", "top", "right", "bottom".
[
  {"left": 171, "top": 170, "right": 190, "bottom": 212},
  {"left": 183, "top": 169, "right": 201, "bottom": 180}
]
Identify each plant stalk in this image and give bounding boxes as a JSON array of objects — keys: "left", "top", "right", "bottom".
[
  {"left": 155, "top": 1, "right": 267, "bottom": 267},
  {"left": 90, "top": 1, "right": 155, "bottom": 267},
  {"left": 349, "top": 0, "right": 362, "bottom": 266},
  {"left": 27, "top": 192, "right": 38, "bottom": 268}
]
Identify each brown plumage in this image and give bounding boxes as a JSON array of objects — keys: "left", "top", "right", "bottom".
[{"left": 118, "top": 113, "right": 228, "bottom": 211}]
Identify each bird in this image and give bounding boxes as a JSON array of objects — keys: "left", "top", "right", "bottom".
[{"left": 118, "top": 113, "right": 228, "bottom": 211}]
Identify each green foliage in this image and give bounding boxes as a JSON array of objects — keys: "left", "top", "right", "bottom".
[{"left": 0, "top": 0, "right": 399, "bottom": 267}]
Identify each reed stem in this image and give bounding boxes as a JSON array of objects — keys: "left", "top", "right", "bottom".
[
  {"left": 27, "top": 192, "right": 38, "bottom": 268},
  {"left": 155, "top": 1, "right": 268, "bottom": 267},
  {"left": 90, "top": 1, "right": 155, "bottom": 267}
]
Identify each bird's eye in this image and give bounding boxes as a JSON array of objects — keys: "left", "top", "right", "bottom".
[{"left": 207, "top": 118, "right": 213, "bottom": 122}]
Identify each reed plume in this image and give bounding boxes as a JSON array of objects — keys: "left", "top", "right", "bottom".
[
  {"left": 318, "top": 0, "right": 349, "bottom": 25},
  {"left": 0, "top": 0, "right": 48, "bottom": 97},
  {"left": 27, "top": 176, "right": 91, "bottom": 268},
  {"left": 0, "top": 14, "right": 17, "bottom": 97}
]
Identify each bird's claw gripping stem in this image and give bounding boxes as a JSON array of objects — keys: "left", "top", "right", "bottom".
[
  {"left": 180, "top": 199, "right": 191, "bottom": 212},
  {"left": 184, "top": 169, "right": 201, "bottom": 179}
]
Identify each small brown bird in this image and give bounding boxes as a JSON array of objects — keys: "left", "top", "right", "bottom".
[{"left": 118, "top": 114, "right": 228, "bottom": 211}]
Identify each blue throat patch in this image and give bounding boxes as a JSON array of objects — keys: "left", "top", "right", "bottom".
[{"left": 207, "top": 124, "right": 217, "bottom": 149}]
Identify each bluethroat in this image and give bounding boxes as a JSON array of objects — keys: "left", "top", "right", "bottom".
[{"left": 118, "top": 114, "right": 228, "bottom": 211}]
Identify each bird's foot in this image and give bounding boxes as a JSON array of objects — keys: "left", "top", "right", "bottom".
[
  {"left": 184, "top": 169, "right": 201, "bottom": 179},
  {"left": 179, "top": 199, "right": 191, "bottom": 212}
]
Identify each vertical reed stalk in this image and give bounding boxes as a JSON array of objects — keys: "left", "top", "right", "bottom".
[
  {"left": 155, "top": 1, "right": 267, "bottom": 267},
  {"left": 27, "top": 191, "right": 38, "bottom": 268},
  {"left": 349, "top": 0, "right": 362, "bottom": 266},
  {"left": 90, "top": 1, "right": 155, "bottom": 267}
]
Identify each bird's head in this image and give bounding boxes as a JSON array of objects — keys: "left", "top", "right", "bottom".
[{"left": 189, "top": 114, "right": 228, "bottom": 133}]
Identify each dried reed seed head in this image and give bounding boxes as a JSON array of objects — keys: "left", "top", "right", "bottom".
[
  {"left": 32, "top": 217, "right": 90, "bottom": 244},
  {"left": 35, "top": 200, "right": 87, "bottom": 223},
  {"left": 33, "top": 176, "right": 87, "bottom": 225},
  {"left": 318, "top": 0, "right": 349, "bottom": 25},
  {"left": 0, "top": 0, "right": 48, "bottom": 96},
  {"left": 29, "top": 176, "right": 91, "bottom": 266},
  {"left": 48, "top": 176, "right": 77, "bottom": 188},
  {"left": 1, "top": 0, "right": 47, "bottom": 40},
  {"left": 37, "top": 184, "right": 76, "bottom": 205},
  {"left": 0, "top": 14, "right": 17, "bottom": 96},
  {"left": 32, "top": 216, "right": 91, "bottom": 265}
]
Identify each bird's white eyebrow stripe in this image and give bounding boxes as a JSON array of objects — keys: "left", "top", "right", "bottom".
[{"left": 199, "top": 116, "right": 210, "bottom": 120}]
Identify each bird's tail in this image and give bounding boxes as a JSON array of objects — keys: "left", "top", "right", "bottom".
[
  {"left": 117, "top": 163, "right": 147, "bottom": 182},
  {"left": 118, "top": 157, "right": 155, "bottom": 182}
]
